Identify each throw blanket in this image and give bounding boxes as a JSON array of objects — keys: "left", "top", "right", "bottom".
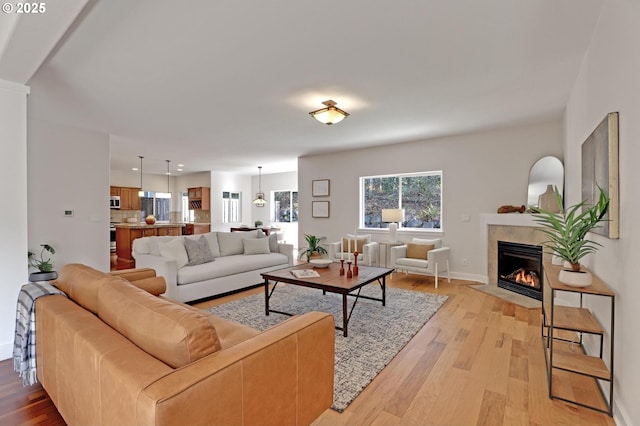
[{"left": 13, "top": 282, "right": 66, "bottom": 386}]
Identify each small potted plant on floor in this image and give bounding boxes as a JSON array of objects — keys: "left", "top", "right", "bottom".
[
  {"left": 28, "top": 244, "right": 58, "bottom": 282},
  {"left": 298, "top": 234, "right": 328, "bottom": 262},
  {"left": 532, "top": 185, "right": 609, "bottom": 286}
]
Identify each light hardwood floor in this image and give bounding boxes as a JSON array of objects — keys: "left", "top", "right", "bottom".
[{"left": 0, "top": 274, "right": 614, "bottom": 425}]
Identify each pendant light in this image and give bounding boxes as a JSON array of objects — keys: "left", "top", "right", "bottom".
[
  {"left": 137, "top": 156, "right": 144, "bottom": 196},
  {"left": 166, "top": 160, "right": 171, "bottom": 194},
  {"left": 252, "top": 166, "right": 267, "bottom": 206}
]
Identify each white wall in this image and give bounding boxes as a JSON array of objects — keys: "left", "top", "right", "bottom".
[
  {"left": 252, "top": 171, "right": 298, "bottom": 246},
  {"left": 0, "top": 80, "right": 29, "bottom": 359},
  {"left": 28, "top": 118, "right": 110, "bottom": 273},
  {"left": 564, "top": 1, "right": 639, "bottom": 424},
  {"left": 298, "top": 120, "right": 563, "bottom": 281},
  {"left": 210, "top": 171, "right": 251, "bottom": 231}
]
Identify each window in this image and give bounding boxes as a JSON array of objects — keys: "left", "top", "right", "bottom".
[
  {"left": 222, "top": 192, "right": 241, "bottom": 223},
  {"left": 140, "top": 192, "right": 171, "bottom": 222},
  {"left": 361, "top": 171, "right": 442, "bottom": 229},
  {"left": 274, "top": 191, "right": 298, "bottom": 223}
]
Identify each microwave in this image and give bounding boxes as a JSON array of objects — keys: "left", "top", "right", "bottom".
[{"left": 110, "top": 196, "right": 121, "bottom": 209}]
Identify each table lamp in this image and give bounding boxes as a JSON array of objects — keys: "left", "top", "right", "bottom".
[{"left": 382, "top": 209, "right": 405, "bottom": 242}]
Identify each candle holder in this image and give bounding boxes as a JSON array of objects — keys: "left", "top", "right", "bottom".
[
  {"left": 353, "top": 251, "right": 359, "bottom": 276},
  {"left": 339, "top": 259, "right": 345, "bottom": 275},
  {"left": 346, "top": 261, "right": 353, "bottom": 278}
]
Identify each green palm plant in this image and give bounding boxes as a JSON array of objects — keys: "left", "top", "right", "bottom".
[
  {"left": 28, "top": 244, "right": 56, "bottom": 272},
  {"left": 298, "top": 234, "right": 328, "bottom": 261},
  {"left": 532, "top": 186, "right": 609, "bottom": 271}
]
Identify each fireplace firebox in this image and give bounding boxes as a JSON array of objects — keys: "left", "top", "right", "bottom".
[{"left": 497, "top": 241, "right": 543, "bottom": 300}]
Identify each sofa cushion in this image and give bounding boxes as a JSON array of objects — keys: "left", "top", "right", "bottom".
[
  {"left": 53, "top": 263, "right": 115, "bottom": 314},
  {"left": 395, "top": 257, "right": 429, "bottom": 268},
  {"left": 184, "top": 235, "right": 215, "bottom": 266},
  {"left": 97, "top": 278, "right": 221, "bottom": 368},
  {"left": 202, "top": 232, "right": 221, "bottom": 258},
  {"left": 243, "top": 237, "right": 270, "bottom": 255},
  {"left": 160, "top": 238, "right": 189, "bottom": 268},
  {"left": 217, "top": 231, "right": 257, "bottom": 256},
  {"left": 177, "top": 253, "right": 288, "bottom": 285},
  {"left": 148, "top": 236, "right": 176, "bottom": 255},
  {"left": 406, "top": 242, "right": 434, "bottom": 260},
  {"left": 258, "top": 231, "right": 279, "bottom": 253}
]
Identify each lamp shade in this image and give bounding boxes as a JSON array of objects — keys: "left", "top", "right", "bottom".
[
  {"left": 309, "top": 100, "right": 349, "bottom": 125},
  {"left": 382, "top": 208, "right": 405, "bottom": 223}
]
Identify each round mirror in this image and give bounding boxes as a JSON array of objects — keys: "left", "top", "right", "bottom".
[{"left": 527, "top": 156, "right": 564, "bottom": 208}]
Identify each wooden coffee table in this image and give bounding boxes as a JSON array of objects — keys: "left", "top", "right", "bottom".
[{"left": 261, "top": 262, "right": 393, "bottom": 337}]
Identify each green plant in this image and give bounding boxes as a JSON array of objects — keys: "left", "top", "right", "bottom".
[
  {"left": 28, "top": 244, "right": 56, "bottom": 272},
  {"left": 298, "top": 234, "right": 328, "bottom": 261},
  {"left": 532, "top": 186, "right": 609, "bottom": 271},
  {"left": 254, "top": 220, "right": 263, "bottom": 227}
]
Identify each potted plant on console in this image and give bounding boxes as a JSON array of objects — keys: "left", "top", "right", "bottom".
[
  {"left": 298, "top": 234, "right": 328, "bottom": 262},
  {"left": 532, "top": 185, "right": 609, "bottom": 287},
  {"left": 28, "top": 244, "right": 58, "bottom": 282}
]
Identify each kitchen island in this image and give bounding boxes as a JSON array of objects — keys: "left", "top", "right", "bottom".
[{"left": 115, "top": 223, "right": 183, "bottom": 268}]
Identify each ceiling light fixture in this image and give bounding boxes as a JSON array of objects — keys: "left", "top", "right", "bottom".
[
  {"left": 252, "top": 166, "right": 267, "bottom": 206},
  {"left": 309, "top": 100, "right": 349, "bottom": 125},
  {"left": 137, "top": 156, "right": 144, "bottom": 196}
]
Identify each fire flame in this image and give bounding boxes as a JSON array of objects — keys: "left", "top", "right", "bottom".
[{"left": 515, "top": 270, "right": 535, "bottom": 286}]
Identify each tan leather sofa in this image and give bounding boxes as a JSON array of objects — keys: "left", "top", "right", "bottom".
[{"left": 36, "top": 264, "right": 335, "bottom": 425}]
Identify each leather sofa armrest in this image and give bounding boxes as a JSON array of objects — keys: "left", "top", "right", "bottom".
[
  {"left": 109, "top": 268, "right": 156, "bottom": 281},
  {"left": 136, "top": 311, "right": 335, "bottom": 426},
  {"left": 131, "top": 254, "right": 179, "bottom": 300}
]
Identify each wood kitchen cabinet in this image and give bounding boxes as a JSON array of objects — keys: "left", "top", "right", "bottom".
[
  {"left": 187, "top": 187, "right": 210, "bottom": 210},
  {"left": 115, "top": 224, "right": 181, "bottom": 267},
  {"left": 110, "top": 186, "right": 141, "bottom": 210},
  {"left": 184, "top": 223, "right": 211, "bottom": 235}
]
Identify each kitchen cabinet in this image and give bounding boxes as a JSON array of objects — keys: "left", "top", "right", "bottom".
[
  {"left": 115, "top": 224, "right": 182, "bottom": 267},
  {"left": 188, "top": 187, "right": 210, "bottom": 210},
  {"left": 110, "top": 186, "right": 141, "bottom": 210},
  {"left": 542, "top": 262, "right": 614, "bottom": 416},
  {"left": 184, "top": 223, "right": 211, "bottom": 235}
]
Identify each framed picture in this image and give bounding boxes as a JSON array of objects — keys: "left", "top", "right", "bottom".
[
  {"left": 312, "top": 179, "right": 330, "bottom": 197},
  {"left": 581, "top": 112, "right": 619, "bottom": 239},
  {"left": 312, "top": 201, "right": 330, "bottom": 218}
]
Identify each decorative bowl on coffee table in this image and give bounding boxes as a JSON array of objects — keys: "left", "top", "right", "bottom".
[{"left": 310, "top": 259, "right": 332, "bottom": 268}]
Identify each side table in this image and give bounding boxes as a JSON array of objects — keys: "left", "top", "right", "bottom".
[{"left": 378, "top": 241, "right": 403, "bottom": 268}]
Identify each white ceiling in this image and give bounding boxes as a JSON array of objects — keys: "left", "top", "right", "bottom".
[{"left": 25, "top": 0, "right": 604, "bottom": 176}]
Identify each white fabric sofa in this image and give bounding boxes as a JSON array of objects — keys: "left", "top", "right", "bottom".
[
  {"left": 328, "top": 234, "right": 379, "bottom": 266},
  {"left": 132, "top": 230, "right": 293, "bottom": 302},
  {"left": 390, "top": 238, "right": 451, "bottom": 288}
]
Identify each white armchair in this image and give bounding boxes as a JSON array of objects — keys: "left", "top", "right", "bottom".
[
  {"left": 328, "top": 234, "right": 379, "bottom": 266},
  {"left": 390, "top": 238, "right": 450, "bottom": 288}
]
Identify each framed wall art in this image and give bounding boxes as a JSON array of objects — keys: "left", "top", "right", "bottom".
[
  {"left": 312, "top": 201, "right": 330, "bottom": 218},
  {"left": 312, "top": 179, "right": 330, "bottom": 197},
  {"left": 581, "top": 112, "right": 619, "bottom": 239}
]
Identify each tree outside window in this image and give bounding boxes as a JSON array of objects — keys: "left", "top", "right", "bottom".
[
  {"left": 274, "top": 191, "right": 298, "bottom": 223},
  {"left": 362, "top": 172, "right": 442, "bottom": 229}
]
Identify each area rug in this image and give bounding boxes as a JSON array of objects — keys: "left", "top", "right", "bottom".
[{"left": 207, "top": 284, "right": 448, "bottom": 412}]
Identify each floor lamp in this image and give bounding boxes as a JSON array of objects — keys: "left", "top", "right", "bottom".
[{"left": 382, "top": 209, "right": 405, "bottom": 242}]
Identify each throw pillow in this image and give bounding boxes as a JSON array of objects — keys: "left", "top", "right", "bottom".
[
  {"left": 243, "top": 237, "right": 271, "bottom": 255},
  {"left": 159, "top": 238, "right": 189, "bottom": 268},
  {"left": 184, "top": 235, "right": 215, "bottom": 266},
  {"left": 341, "top": 237, "right": 367, "bottom": 253},
  {"left": 217, "top": 232, "right": 250, "bottom": 256},
  {"left": 258, "top": 231, "right": 279, "bottom": 253},
  {"left": 406, "top": 242, "right": 435, "bottom": 260}
]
